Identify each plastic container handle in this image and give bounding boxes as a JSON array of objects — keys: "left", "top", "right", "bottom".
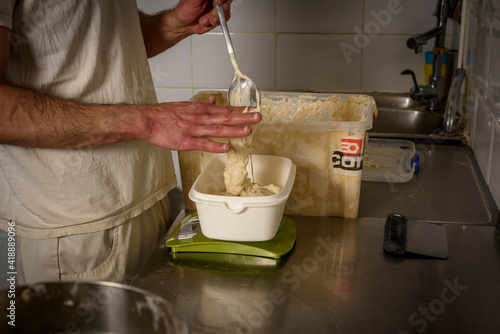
[{"left": 222, "top": 201, "right": 246, "bottom": 214}]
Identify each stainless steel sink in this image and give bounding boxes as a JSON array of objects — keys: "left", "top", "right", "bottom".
[
  {"left": 370, "top": 108, "right": 444, "bottom": 137},
  {"left": 368, "top": 92, "right": 426, "bottom": 109},
  {"left": 362, "top": 92, "right": 464, "bottom": 143}
]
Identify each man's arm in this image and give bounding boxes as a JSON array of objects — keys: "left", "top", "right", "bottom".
[
  {"left": 140, "top": 0, "right": 232, "bottom": 58},
  {"left": 0, "top": 26, "right": 260, "bottom": 152}
]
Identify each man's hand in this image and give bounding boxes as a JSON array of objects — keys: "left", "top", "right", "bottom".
[
  {"left": 137, "top": 96, "right": 261, "bottom": 153},
  {"left": 173, "top": 0, "right": 232, "bottom": 35},
  {"left": 141, "top": 0, "right": 232, "bottom": 57}
]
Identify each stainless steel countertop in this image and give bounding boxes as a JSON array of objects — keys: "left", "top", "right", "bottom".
[
  {"left": 358, "top": 145, "right": 496, "bottom": 224},
  {"left": 131, "top": 145, "right": 500, "bottom": 333}
]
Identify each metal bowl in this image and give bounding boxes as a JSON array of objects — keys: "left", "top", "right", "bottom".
[{"left": 0, "top": 281, "right": 188, "bottom": 333}]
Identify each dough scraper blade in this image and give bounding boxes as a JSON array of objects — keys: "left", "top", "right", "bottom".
[{"left": 383, "top": 213, "right": 448, "bottom": 259}]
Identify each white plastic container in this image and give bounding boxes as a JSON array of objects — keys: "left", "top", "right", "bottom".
[
  {"left": 189, "top": 155, "right": 296, "bottom": 242},
  {"left": 362, "top": 139, "right": 416, "bottom": 183}
]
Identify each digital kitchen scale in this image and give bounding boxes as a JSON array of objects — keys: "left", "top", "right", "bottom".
[{"left": 166, "top": 212, "right": 296, "bottom": 259}]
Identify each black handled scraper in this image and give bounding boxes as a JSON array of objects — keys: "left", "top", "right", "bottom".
[{"left": 383, "top": 213, "right": 448, "bottom": 259}]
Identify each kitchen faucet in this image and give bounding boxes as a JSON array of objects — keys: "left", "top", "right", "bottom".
[{"left": 401, "top": 0, "right": 454, "bottom": 111}]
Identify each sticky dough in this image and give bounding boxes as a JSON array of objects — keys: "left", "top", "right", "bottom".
[
  {"left": 223, "top": 113, "right": 281, "bottom": 197},
  {"left": 223, "top": 56, "right": 281, "bottom": 197}
]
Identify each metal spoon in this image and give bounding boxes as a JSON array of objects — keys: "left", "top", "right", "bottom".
[{"left": 215, "top": 4, "right": 259, "bottom": 107}]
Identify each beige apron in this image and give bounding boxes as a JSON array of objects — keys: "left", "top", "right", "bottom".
[{"left": 15, "top": 196, "right": 172, "bottom": 285}]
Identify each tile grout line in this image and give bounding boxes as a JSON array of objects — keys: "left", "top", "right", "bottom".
[
  {"left": 360, "top": 0, "right": 365, "bottom": 91},
  {"left": 274, "top": 0, "right": 277, "bottom": 90}
]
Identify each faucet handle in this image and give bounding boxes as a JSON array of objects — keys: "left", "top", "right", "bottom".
[
  {"left": 401, "top": 69, "right": 438, "bottom": 104},
  {"left": 401, "top": 69, "right": 419, "bottom": 88},
  {"left": 401, "top": 69, "right": 422, "bottom": 101}
]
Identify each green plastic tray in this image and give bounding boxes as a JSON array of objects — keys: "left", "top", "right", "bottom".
[{"left": 166, "top": 213, "right": 296, "bottom": 259}]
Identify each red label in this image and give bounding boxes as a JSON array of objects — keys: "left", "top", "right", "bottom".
[{"left": 341, "top": 138, "right": 363, "bottom": 156}]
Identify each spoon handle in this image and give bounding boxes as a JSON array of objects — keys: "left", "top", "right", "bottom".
[{"left": 215, "top": 5, "right": 236, "bottom": 61}]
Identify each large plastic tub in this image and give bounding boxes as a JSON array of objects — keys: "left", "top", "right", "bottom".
[
  {"left": 189, "top": 154, "right": 296, "bottom": 241},
  {"left": 180, "top": 91, "right": 376, "bottom": 218}
]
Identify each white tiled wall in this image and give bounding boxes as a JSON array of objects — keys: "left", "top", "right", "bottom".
[
  {"left": 275, "top": 0, "right": 363, "bottom": 33},
  {"left": 463, "top": 0, "right": 500, "bottom": 209},
  {"left": 275, "top": 34, "right": 363, "bottom": 91}
]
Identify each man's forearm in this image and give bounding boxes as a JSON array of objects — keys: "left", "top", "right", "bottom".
[
  {"left": 0, "top": 82, "right": 144, "bottom": 148},
  {"left": 140, "top": 10, "right": 192, "bottom": 58},
  {"left": 0, "top": 81, "right": 262, "bottom": 153}
]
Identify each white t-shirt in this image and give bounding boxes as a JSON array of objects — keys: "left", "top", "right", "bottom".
[{"left": 0, "top": 0, "right": 177, "bottom": 238}]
